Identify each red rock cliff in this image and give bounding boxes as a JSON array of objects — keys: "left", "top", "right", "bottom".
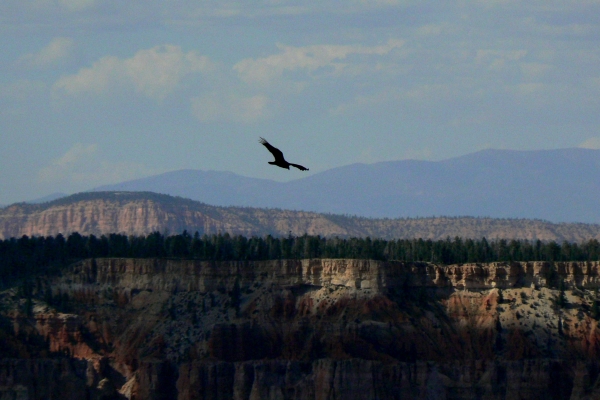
[{"left": 2, "top": 258, "right": 600, "bottom": 399}]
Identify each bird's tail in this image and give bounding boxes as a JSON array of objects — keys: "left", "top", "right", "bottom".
[{"left": 290, "top": 163, "right": 309, "bottom": 171}]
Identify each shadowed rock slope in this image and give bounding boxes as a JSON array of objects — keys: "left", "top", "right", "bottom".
[
  {"left": 3, "top": 258, "right": 600, "bottom": 399},
  {"left": 2, "top": 191, "right": 600, "bottom": 241}
]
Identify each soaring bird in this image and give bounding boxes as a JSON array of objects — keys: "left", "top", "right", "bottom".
[{"left": 259, "top": 137, "right": 309, "bottom": 171}]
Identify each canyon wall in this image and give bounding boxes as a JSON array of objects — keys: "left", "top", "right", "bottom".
[
  {"left": 2, "top": 258, "right": 600, "bottom": 399},
  {"left": 64, "top": 257, "right": 600, "bottom": 292},
  {"left": 0, "top": 198, "right": 253, "bottom": 239},
  {"left": 3, "top": 191, "right": 600, "bottom": 241}
]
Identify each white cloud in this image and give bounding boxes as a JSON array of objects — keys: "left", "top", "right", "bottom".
[
  {"left": 234, "top": 39, "right": 405, "bottom": 85},
  {"left": 54, "top": 56, "right": 120, "bottom": 95},
  {"left": 191, "top": 93, "right": 272, "bottom": 124},
  {"left": 329, "top": 81, "right": 464, "bottom": 116},
  {"left": 18, "top": 37, "right": 74, "bottom": 68},
  {"left": 475, "top": 49, "right": 527, "bottom": 70},
  {"left": 38, "top": 143, "right": 96, "bottom": 184},
  {"left": 38, "top": 143, "right": 154, "bottom": 188},
  {"left": 579, "top": 137, "right": 600, "bottom": 150},
  {"left": 53, "top": 45, "right": 213, "bottom": 100}
]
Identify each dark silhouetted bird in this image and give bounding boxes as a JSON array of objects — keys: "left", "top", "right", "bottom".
[{"left": 259, "top": 137, "right": 309, "bottom": 171}]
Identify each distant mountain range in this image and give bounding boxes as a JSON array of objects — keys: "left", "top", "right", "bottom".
[
  {"left": 26, "top": 192, "right": 68, "bottom": 204},
  {"left": 92, "top": 148, "right": 600, "bottom": 223},
  {"left": 2, "top": 191, "right": 600, "bottom": 241}
]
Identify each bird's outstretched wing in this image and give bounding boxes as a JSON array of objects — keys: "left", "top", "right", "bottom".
[
  {"left": 289, "top": 163, "right": 309, "bottom": 171},
  {"left": 259, "top": 137, "right": 285, "bottom": 163}
]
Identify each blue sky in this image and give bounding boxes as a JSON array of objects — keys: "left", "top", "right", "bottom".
[{"left": 1, "top": 0, "right": 600, "bottom": 205}]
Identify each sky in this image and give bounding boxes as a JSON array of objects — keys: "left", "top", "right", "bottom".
[{"left": 1, "top": 0, "right": 600, "bottom": 205}]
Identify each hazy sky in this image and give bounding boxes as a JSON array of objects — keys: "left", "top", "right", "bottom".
[{"left": 1, "top": 1, "right": 600, "bottom": 205}]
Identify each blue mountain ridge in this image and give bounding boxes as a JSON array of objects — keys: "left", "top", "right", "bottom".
[{"left": 92, "top": 148, "right": 600, "bottom": 223}]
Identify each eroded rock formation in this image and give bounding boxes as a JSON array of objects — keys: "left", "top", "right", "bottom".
[
  {"left": 3, "top": 191, "right": 600, "bottom": 241},
  {"left": 2, "top": 258, "right": 600, "bottom": 399}
]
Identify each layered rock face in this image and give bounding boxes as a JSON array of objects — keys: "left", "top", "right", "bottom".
[
  {"left": 3, "top": 191, "right": 600, "bottom": 241},
  {"left": 3, "top": 258, "right": 600, "bottom": 399},
  {"left": 0, "top": 198, "right": 244, "bottom": 239},
  {"left": 0, "top": 193, "right": 359, "bottom": 239}
]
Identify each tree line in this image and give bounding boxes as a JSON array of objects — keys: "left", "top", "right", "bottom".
[{"left": 2, "top": 231, "right": 600, "bottom": 283}]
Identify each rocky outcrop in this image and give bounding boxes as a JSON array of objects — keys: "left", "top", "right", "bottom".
[
  {"left": 0, "top": 358, "right": 125, "bottom": 400},
  {"left": 3, "top": 191, "right": 600, "bottom": 241},
  {"left": 0, "top": 192, "right": 356, "bottom": 239},
  {"left": 175, "top": 358, "right": 595, "bottom": 400},
  {"left": 3, "top": 258, "right": 600, "bottom": 399},
  {"left": 0, "top": 197, "right": 244, "bottom": 239},
  {"left": 65, "top": 258, "right": 600, "bottom": 293}
]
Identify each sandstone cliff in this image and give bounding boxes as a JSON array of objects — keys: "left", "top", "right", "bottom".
[
  {"left": 2, "top": 191, "right": 600, "bottom": 241},
  {"left": 3, "top": 258, "right": 600, "bottom": 399}
]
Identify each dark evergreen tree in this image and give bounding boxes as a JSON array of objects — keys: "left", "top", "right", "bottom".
[{"left": 4, "top": 232, "right": 600, "bottom": 288}]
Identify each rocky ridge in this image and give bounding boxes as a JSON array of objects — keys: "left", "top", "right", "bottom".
[
  {"left": 2, "top": 191, "right": 600, "bottom": 241},
  {"left": 2, "top": 258, "right": 600, "bottom": 399}
]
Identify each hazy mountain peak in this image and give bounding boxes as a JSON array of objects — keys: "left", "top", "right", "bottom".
[{"left": 85, "top": 148, "right": 600, "bottom": 223}]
